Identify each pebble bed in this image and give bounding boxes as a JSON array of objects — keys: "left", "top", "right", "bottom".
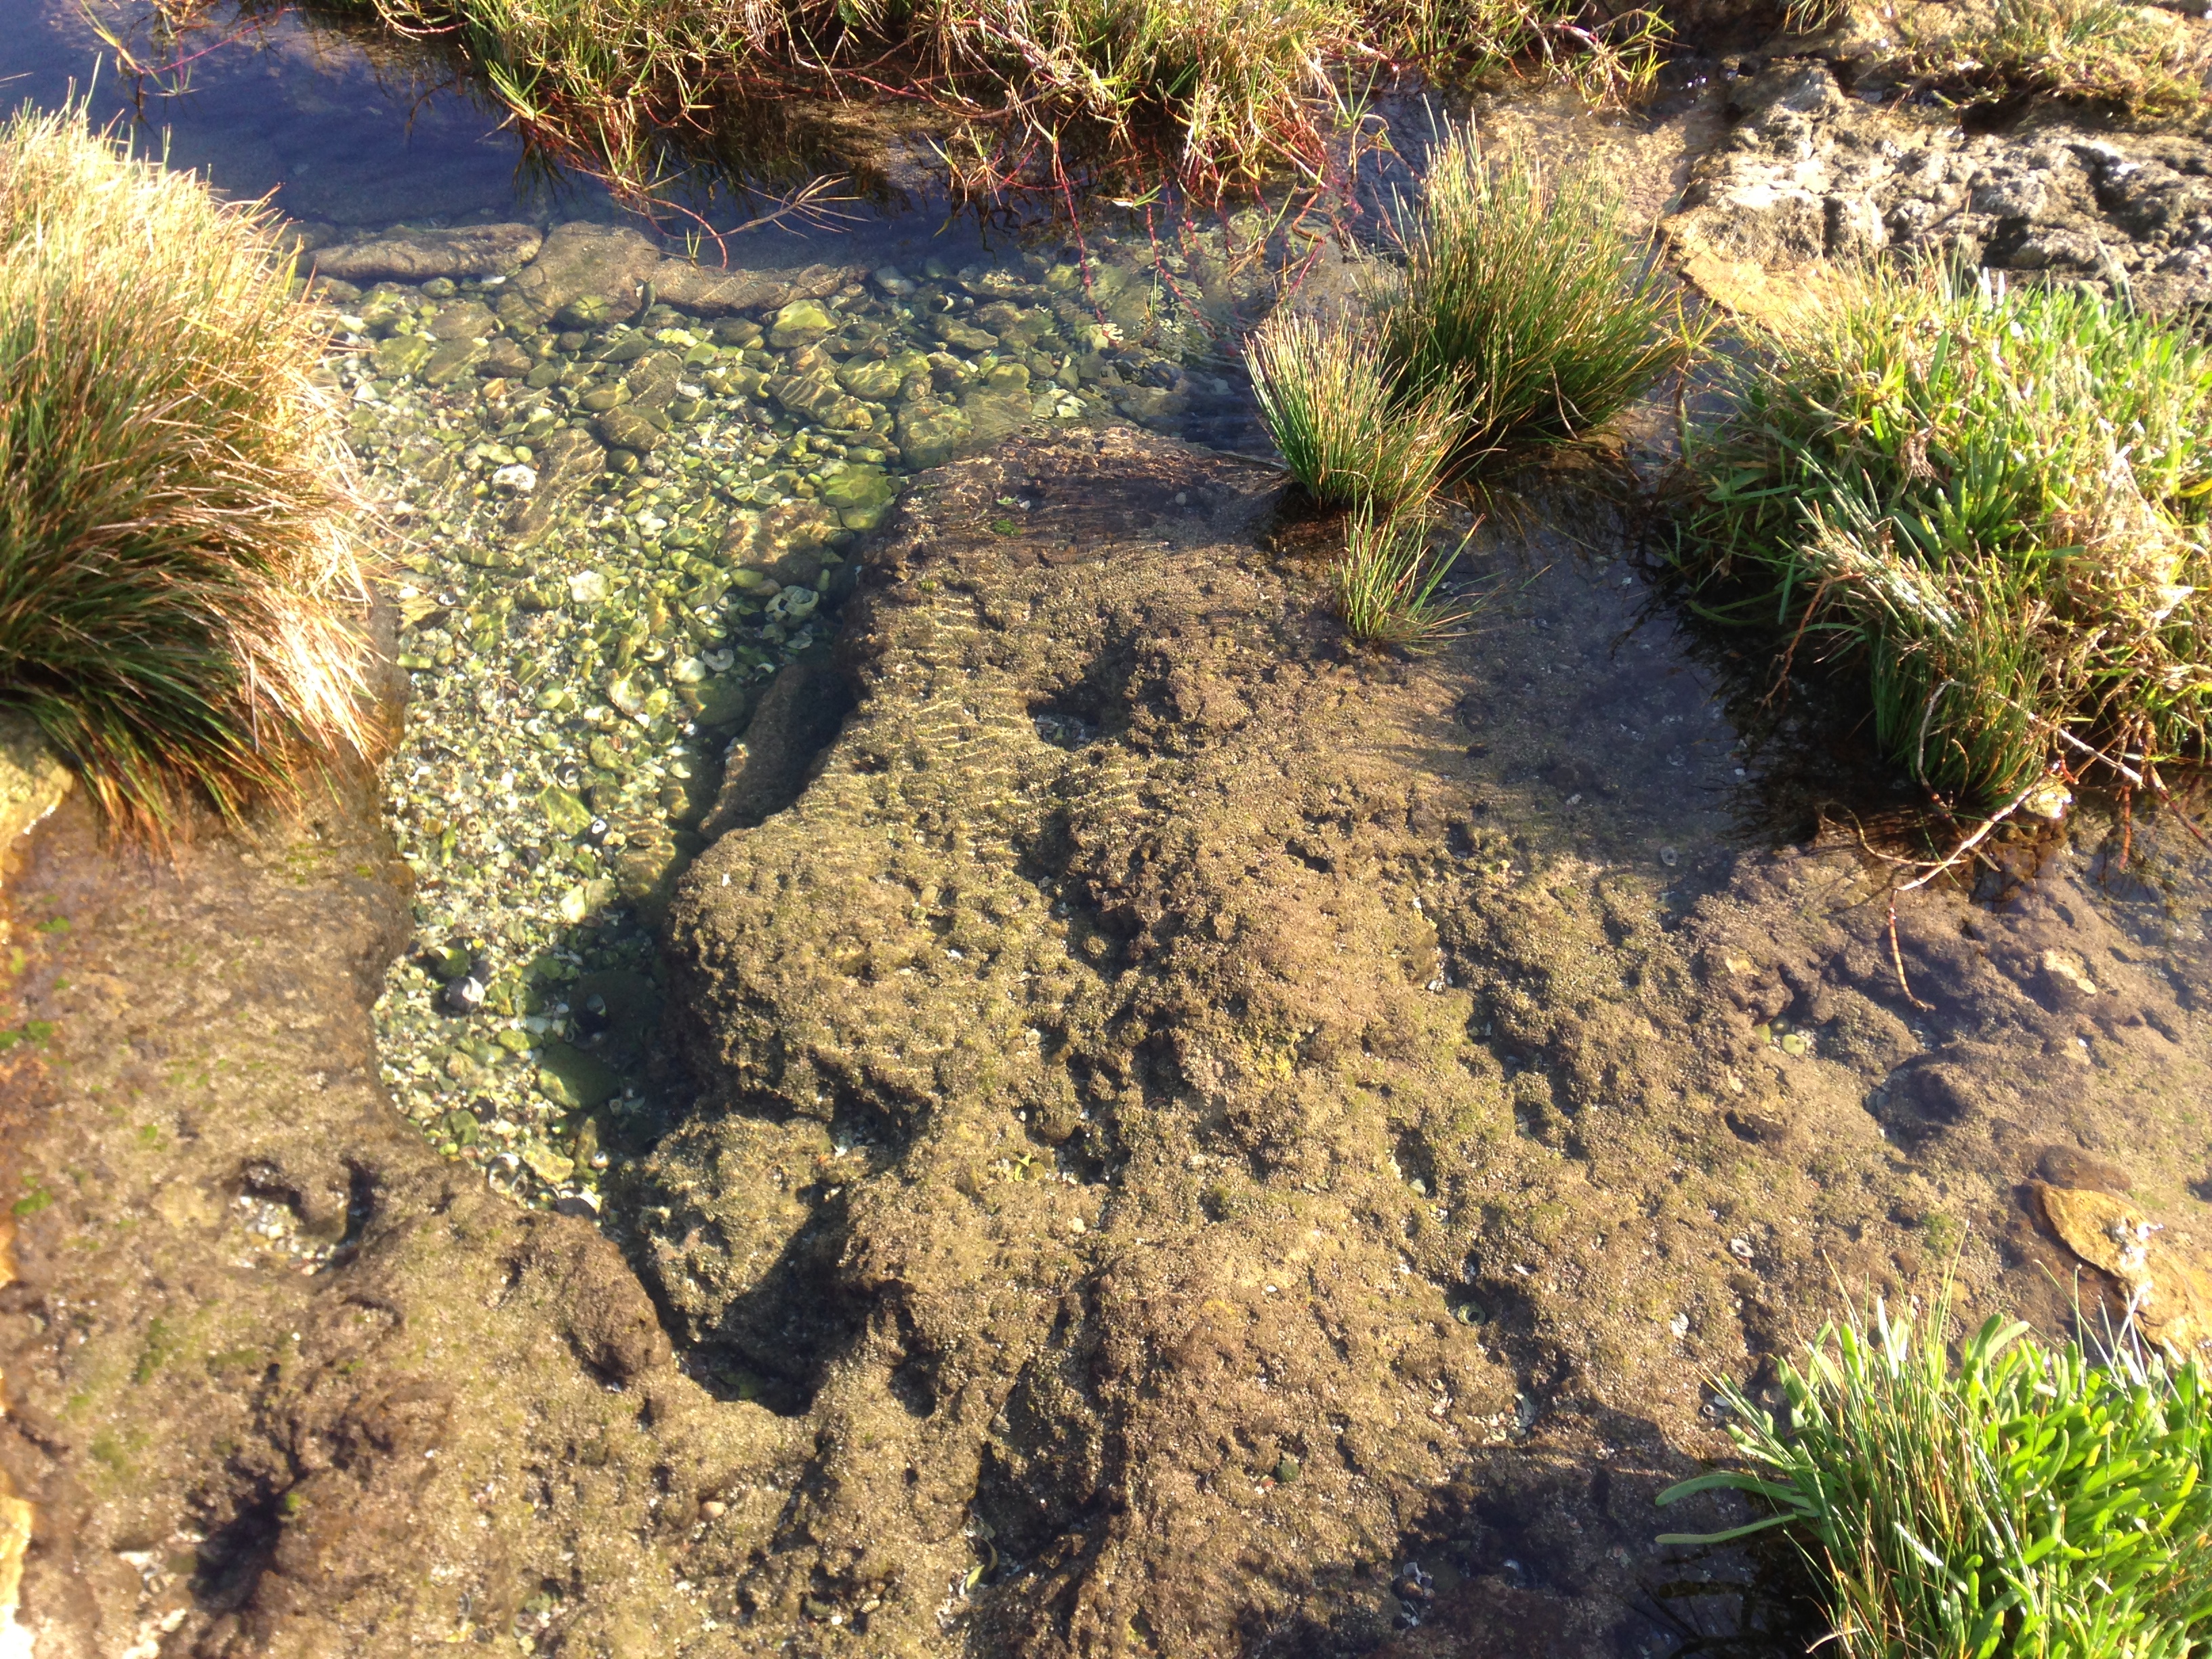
[{"left": 338, "top": 226, "right": 1261, "bottom": 1213}]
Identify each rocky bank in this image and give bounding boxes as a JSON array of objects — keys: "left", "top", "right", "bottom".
[{"left": 1665, "top": 43, "right": 2212, "bottom": 314}]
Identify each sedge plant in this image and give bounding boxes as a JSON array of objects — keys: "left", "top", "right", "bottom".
[
  {"left": 1334, "top": 504, "right": 1475, "bottom": 648},
  {"left": 1247, "top": 313, "right": 1465, "bottom": 510},
  {"left": 1376, "top": 123, "right": 1700, "bottom": 466},
  {"left": 0, "top": 106, "right": 371, "bottom": 839},
  {"left": 1251, "top": 128, "right": 1692, "bottom": 496},
  {"left": 1671, "top": 260, "right": 2212, "bottom": 810},
  {"left": 1658, "top": 1293, "right": 2212, "bottom": 1659},
  {"left": 1374, "top": 0, "right": 1669, "bottom": 105}
]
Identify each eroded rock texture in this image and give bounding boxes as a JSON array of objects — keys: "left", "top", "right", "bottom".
[
  {"left": 642, "top": 429, "right": 2212, "bottom": 1656},
  {"left": 1666, "top": 59, "right": 2212, "bottom": 312}
]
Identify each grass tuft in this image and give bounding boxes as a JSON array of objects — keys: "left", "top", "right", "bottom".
[
  {"left": 1374, "top": 0, "right": 1670, "bottom": 106},
  {"left": 1376, "top": 124, "right": 1699, "bottom": 464},
  {"left": 1671, "top": 260, "right": 2212, "bottom": 810},
  {"left": 1334, "top": 504, "right": 1473, "bottom": 648},
  {"left": 1251, "top": 125, "right": 1695, "bottom": 504},
  {"left": 0, "top": 105, "right": 371, "bottom": 840},
  {"left": 1248, "top": 313, "right": 1464, "bottom": 509},
  {"left": 1896, "top": 0, "right": 2211, "bottom": 117},
  {"left": 1658, "top": 1294, "right": 2212, "bottom": 1659},
  {"left": 278, "top": 0, "right": 1668, "bottom": 201}
]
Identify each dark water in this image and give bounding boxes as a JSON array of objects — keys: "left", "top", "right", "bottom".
[
  {"left": 0, "top": 0, "right": 619, "bottom": 228},
  {"left": 0, "top": 0, "right": 1026, "bottom": 279}
]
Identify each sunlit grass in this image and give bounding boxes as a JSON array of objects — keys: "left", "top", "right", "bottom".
[
  {"left": 298, "top": 0, "right": 1668, "bottom": 199},
  {"left": 1659, "top": 1294, "right": 2212, "bottom": 1659},
  {"left": 1671, "top": 260, "right": 2212, "bottom": 809},
  {"left": 1377, "top": 124, "right": 1700, "bottom": 464},
  {"left": 1376, "top": 0, "right": 1668, "bottom": 105},
  {"left": 1334, "top": 504, "right": 1473, "bottom": 648},
  {"left": 0, "top": 106, "right": 370, "bottom": 840},
  {"left": 1248, "top": 313, "right": 1464, "bottom": 509},
  {"left": 1252, "top": 124, "right": 1695, "bottom": 506},
  {"left": 1902, "top": 0, "right": 2209, "bottom": 114},
  {"left": 1787, "top": 0, "right": 2210, "bottom": 117}
]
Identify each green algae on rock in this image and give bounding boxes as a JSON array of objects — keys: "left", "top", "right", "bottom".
[{"left": 7, "top": 402, "right": 2212, "bottom": 1659}]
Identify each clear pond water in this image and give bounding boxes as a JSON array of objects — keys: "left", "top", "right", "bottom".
[
  {"left": 1, "top": 0, "right": 1284, "bottom": 1212},
  {"left": 7, "top": 20, "right": 2212, "bottom": 1654},
  {"left": 4, "top": 0, "right": 2209, "bottom": 1259},
  {"left": 1, "top": 0, "right": 613, "bottom": 226}
]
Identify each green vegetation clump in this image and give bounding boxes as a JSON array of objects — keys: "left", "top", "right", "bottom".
[
  {"left": 1672, "top": 262, "right": 2212, "bottom": 810},
  {"left": 0, "top": 107, "right": 370, "bottom": 837},
  {"left": 1246, "top": 314, "right": 1462, "bottom": 509},
  {"left": 323, "top": 0, "right": 1664, "bottom": 195},
  {"left": 1376, "top": 124, "right": 1696, "bottom": 464},
  {"left": 1333, "top": 505, "right": 1471, "bottom": 647},
  {"left": 1250, "top": 127, "right": 1689, "bottom": 646},
  {"left": 1252, "top": 129, "right": 1694, "bottom": 493},
  {"left": 1378, "top": 0, "right": 1668, "bottom": 104},
  {"left": 1660, "top": 1298, "right": 2212, "bottom": 1659},
  {"left": 1900, "top": 0, "right": 2208, "bottom": 115}
]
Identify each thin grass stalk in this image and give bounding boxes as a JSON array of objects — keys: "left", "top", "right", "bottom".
[{"left": 1334, "top": 504, "right": 1475, "bottom": 647}]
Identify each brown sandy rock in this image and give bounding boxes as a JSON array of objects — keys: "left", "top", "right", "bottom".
[{"left": 312, "top": 223, "right": 544, "bottom": 284}]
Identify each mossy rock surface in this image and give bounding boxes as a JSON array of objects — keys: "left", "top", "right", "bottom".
[
  {"left": 535, "top": 1038, "right": 623, "bottom": 1110},
  {"left": 638, "top": 427, "right": 2212, "bottom": 1655},
  {"left": 9, "top": 430, "right": 2212, "bottom": 1659}
]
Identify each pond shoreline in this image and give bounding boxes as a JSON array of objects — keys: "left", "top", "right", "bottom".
[{"left": 5, "top": 7, "right": 2212, "bottom": 1653}]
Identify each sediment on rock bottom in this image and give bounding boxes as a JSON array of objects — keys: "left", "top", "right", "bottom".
[
  {"left": 0, "top": 769, "right": 802, "bottom": 1658},
  {"left": 2, "top": 424, "right": 2207, "bottom": 1659},
  {"left": 642, "top": 426, "right": 2212, "bottom": 1655}
]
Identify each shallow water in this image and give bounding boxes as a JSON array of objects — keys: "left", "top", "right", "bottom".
[
  {"left": 2, "top": 0, "right": 1298, "bottom": 1206},
  {"left": 7, "top": 1, "right": 2208, "bottom": 1226},
  {"left": 7, "top": 16, "right": 2212, "bottom": 1654},
  {"left": 1, "top": 0, "right": 613, "bottom": 227}
]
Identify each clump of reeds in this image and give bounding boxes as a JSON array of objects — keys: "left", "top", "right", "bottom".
[
  {"left": 1671, "top": 260, "right": 2212, "bottom": 810},
  {"left": 327, "top": 0, "right": 1356, "bottom": 197},
  {"left": 0, "top": 106, "right": 370, "bottom": 839},
  {"left": 1376, "top": 123, "right": 1698, "bottom": 464},
  {"left": 1659, "top": 1294, "right": 2212, "bottom": 1659},
  {"left": 302, "top": 0, "right": 1664, "bottom": 202},
  {"left": 1334, "top": 505, "right": 1473, "bottom": 648},
  {"left": 1247, "top": 314, "right": 1464, "bottom": 510},
  {"left": 1247, "top": 127, "right": 1687, "bottom": 650},
  {"left": 1250, "top": 127, "right": 1694, "bottom": 501}
]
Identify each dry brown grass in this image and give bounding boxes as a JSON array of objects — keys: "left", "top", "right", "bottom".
[{"left": 0, "top": 107, "right": 371, "bottom": 840}]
